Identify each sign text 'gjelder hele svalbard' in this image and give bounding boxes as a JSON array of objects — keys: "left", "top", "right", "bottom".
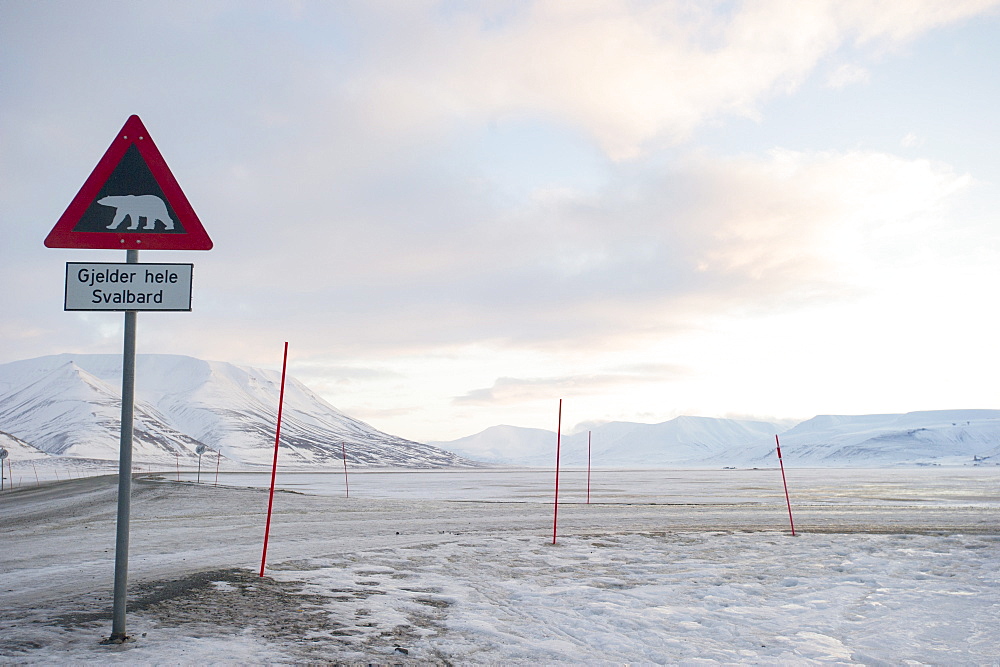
[{"left": 64, "top": 262, "right": 193, "bottom": 311}]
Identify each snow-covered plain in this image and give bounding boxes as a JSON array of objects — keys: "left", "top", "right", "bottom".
[{"left": 2, "top": 467, "right": 998, "bottom": 664}]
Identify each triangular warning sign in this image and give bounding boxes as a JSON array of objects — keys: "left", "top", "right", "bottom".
[{"left": 45, "top": 115, "right": 213, "bottom": 251}]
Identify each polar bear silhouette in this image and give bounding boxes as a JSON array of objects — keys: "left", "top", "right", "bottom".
[{"left": 97, "top": 194, "right": 175, "bottom": 231}]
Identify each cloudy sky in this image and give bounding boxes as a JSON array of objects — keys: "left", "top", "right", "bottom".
[{"left": 2, "top": 1, "right": 998, "bottom": 443}]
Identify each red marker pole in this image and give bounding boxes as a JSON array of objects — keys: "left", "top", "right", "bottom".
[
  {"left": 775, "top": 435, "right": 796, "bottom": 536},
  {"left": 341, "top": 441, "right": 350, "bottom": 498},
  {"left": 587, "top": 430, "right": 592, "bottom": 504},
  {"left": 552, "top": 399, "right": 563, "bottom": 545},
  {"left": 260, "top": 342, "right": 289, "bottom": 577}
]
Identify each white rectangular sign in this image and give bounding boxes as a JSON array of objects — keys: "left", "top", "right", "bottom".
[{"left": 65, "top": 262, "right": 193, "bottom": 311}]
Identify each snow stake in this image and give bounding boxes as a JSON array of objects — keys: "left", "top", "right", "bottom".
[
  {"left": 587, "top": 431, "right": 592, "bottom": 504},
  {"left": 196, "top": 443, "right": 207, "bottom": 483},
  {"left": 552, "top": 399, "right": 563, "bottom": 545},
  {"left": 214, "top": 450, "right": 221, "bottom": 486},
  {"left": 260, "top": 342, "right": 289, "bottom": 577},
  {"left": 341, "top": 441, "right": 350, "bottom": 498},
  {"left": 775, "top": 434, "right": 796, "bottom": 536}
]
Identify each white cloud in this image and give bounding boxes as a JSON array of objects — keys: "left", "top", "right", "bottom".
[
  {"left": 455, "top": 363, "right": 690, "bottom": 406},
  {"left": 826, "top": 63, "right": 871, "bottom": 88},
  {"left": 343, "top": 0, "right": 999, "bottom": 159},
  {"left": 1, "top": 0, "right": 996, "bottom": 441},
  {"left": 833, "top": 0, "right": 1000, "bottom": 44},
  {"left": 188, "top": 146, "right": 972, "bottom": 361}
]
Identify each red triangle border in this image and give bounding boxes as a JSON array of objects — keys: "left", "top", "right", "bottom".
[{"left": 44, "top": 115, "right": 213, "bottom": 251}]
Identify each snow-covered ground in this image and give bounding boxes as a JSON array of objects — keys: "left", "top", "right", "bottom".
[
  {"left": 176, "top": 466, "right": 1000, "bottom": 506},
  {"left": 2, "top": 468, "right": 998, "bottom": 664}
]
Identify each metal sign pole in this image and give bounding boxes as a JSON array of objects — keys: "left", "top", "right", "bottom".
[
  {"left": 552, "top": 398, "right": 562, "bottom": 545},
  {"left": 44, "top": 116, "right": 213, "bottom": 645},
  {"left": 108, "top": 248, "right": 138, "bottom": 643}
]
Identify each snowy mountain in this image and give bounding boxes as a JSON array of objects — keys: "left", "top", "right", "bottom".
[
  {"left": 4, "top": 353, "right": 995, "bottom": 469},
  {"left": 724, "top": 410, "right": 1000, "bottom": 467},
  {"left": 0, "top": 354, "right": 473, "bottom": 468},
  {"left": 0, "top": 357, "right": 208, "bottom": 461},
  {"left": 436, "top": 425, "right": 558, "bottom": 464},
  {"left": 436, "top": 411, "right": 1000, "bottom": 468},
  {"left": 436, "top": 416, "right": 791, "bottom": 467},
  {"left": 0, "top": 430, "right": 51, "bottom": 460},
  {"left": 588, "top": 416, "right": 787, "bottom": 467}
]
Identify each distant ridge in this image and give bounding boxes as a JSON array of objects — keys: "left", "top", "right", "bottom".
[
  {"left": 434, "top": 416, "right": 789, "bottom": 467},
  {"left": 727, "top": 410, "right": 1000, "bottom": 467},
  {"left": 0, "top": 354, "right": 475, "bottom": 468},
  {"left": 435, "top": 411, "right": 1000, "bottom": 468},
  {"left": 4, "top": 354, "right": 996, "bottom": 469},
  {"left": 0, "top": 429, "right": 51, "bottom": 460}
]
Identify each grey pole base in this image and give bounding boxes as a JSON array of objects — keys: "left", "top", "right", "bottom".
[{"left": 108, "top": 248, "right": 139, "bottom": 642}]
